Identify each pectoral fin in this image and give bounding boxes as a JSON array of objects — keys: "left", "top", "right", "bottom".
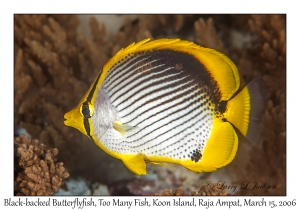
[
  {"left": 122, "top": 153, "right": 147, "bottom": 175},
  {"left": 113, "top": 121, "right": 137, "bottom": 137}
]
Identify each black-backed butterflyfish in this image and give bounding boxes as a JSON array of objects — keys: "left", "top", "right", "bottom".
[{"left": 64, "top": 38, "right": 266, "bottom": 175}]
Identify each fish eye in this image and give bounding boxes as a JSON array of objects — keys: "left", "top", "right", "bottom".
[{"left": 81, "top": 101, "right": 94, "bottom": 118}]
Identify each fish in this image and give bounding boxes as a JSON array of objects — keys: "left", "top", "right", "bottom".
[{"left": 64, "top": 38, "right": 266, "bottom": 175}]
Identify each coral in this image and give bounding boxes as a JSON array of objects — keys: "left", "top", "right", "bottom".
[
  {"left": 231, "top": 15, "right": 286, "bottom": 196},
  {"left": 14, "top": 14, "right": 286, "bottom": 196},
  {"left": 55, "top": 178, "right": 110, "bottom": 195},
  {"left": 194, "top": 17, "right": 226, "bottom": 53},
  {"left": 155, "top": 183, "right": 228, "bottom": 196},
  {"left": 190, "top": 183, "right": 228, "bottom": 196},
  {"left": 14, "top": 134, "right": 69, "bottom": 195},
  {"left": 155, "top": 186, "right": 185, "bottom": 196},
  {"left": 108, "top": 177, "right": 174, "bottom": 196},
  {"left": 14, "top": 14, "right": 134, "bottom": 186},
  {"left": 112, "top": 15, "right": 198, "bottom": 54}
]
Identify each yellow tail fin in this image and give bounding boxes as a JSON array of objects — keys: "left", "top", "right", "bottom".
[{"left": 224, "top": 77, "right": 266, "bottom": 144}]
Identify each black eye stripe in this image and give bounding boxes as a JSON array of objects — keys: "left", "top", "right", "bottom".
[
  {"left": 81, "top": 71, "right": 102, "bottom": 119},
  {"left": 82, "top": 101, "right": 92, "bottom": 138},
  {"left": 84, "top": 118, "right": 91, "bottom": 136},
  {"left": 82, "top": 70, "right": 102, "bottom": 140}
]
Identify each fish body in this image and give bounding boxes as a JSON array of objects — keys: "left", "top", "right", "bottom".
[{"left": 64, "top": 38, "right": 265, "bottom": 175}]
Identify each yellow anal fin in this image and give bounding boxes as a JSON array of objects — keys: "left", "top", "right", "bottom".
[
  {"left": 225, "top": 77, "right": 266, "bottom": 145},
  {"left": 180, "top": 122, "right": 238, "bottom": 173},
  {"left": 122, "top": 153, "right": 147, "bottom": 175},
  {"left": 201, "top": 122, "right": 238, "bottom": 169}
]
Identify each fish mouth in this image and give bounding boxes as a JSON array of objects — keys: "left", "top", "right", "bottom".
[
  {"left": 63, "top": 118, "right": 69, "bottom": 126},
  {"left": 63, "top": 112, "right": 71, "bottom": 126},
  {"left": 63, "top": 109, "right": 88, "bottom": 136}
]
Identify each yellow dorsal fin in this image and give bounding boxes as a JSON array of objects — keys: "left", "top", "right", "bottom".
[{"left": 122, "top": 153, "right": 147, "bottom": 175}]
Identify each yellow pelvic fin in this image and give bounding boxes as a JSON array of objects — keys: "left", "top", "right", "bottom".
[
  {"left": 224, "top": 77, "right": 266, "bottom": 145},
  {"left": 122, "top": 153, "right": 147, "bottom": 175}
]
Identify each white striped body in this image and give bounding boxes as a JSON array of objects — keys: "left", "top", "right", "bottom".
[{"left": 91, "top": 50, "right": 220, "bottom": 163}]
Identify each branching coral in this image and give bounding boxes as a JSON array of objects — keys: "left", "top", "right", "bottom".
[
  {"left": 155, "top": 183, "right": 228, "bottom": 196},
  {"left": 194, "top": 17, "right": 226, "bottom": 54},
  {"left": 14, "top": 134, "right": 69, "bottom": 195},
  {"left": 14, "top": 14, "right": 132, "bottom": 186},
  {"left": 230, "top": 15, "right": 286, "bottom": 196},
  {"left": 190, "top": 183, "right": 228, "bottom": 196},
  {"left": 155, "top": 186, "right": 185, "bottom": 196}
]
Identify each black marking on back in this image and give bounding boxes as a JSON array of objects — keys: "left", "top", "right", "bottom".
[
  {"left": 114, "top": 50, "right": 221, "bottom": 144},
  {"left": 106, "top": 49, "right": 222, "bottom": 108}
]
